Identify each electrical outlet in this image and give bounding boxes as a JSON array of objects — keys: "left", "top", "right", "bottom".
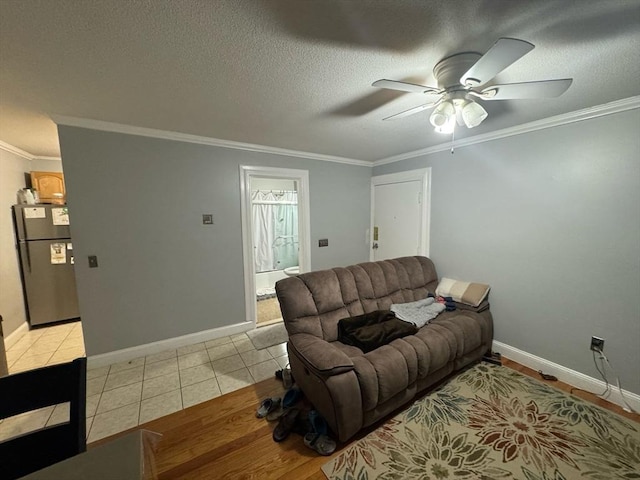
[
  {"left": 590, "top": 336, "right": 604, "bottom": 352},
  {"left": 318, "top": 239, "right": 329, "bottom": 247}
]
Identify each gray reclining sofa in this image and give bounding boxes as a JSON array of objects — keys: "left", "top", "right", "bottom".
[{"left": 275, "top": 256, "right": 493, "bottom": 442}]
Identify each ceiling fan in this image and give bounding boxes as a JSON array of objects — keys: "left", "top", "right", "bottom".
[{"left": 372, "top": 38, "right": 573, "bottom": 133}]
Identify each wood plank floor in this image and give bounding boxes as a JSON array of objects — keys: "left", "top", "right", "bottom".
[{"left": 92, "top": 357, "right": 639, "bottom": 479}]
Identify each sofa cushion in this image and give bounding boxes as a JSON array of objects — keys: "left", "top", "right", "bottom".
[
  {"left": 432, "top": 311, "right": 484, "bottom": 357},
  {"left": 352, "top": 344, "right": 413, "bottom": 410},
  {"left": 276, "top": 256, "right": 440, "bottom": 342},
  {"left": 330, "top": 310, "right": 486, "bottom": 408}
]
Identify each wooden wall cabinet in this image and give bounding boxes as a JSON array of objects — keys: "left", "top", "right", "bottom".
[{"left": 30, "top": 171, "right": 66, "bottom": 204}]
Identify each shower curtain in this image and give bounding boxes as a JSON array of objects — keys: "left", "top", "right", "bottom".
[{"left": 252, "top": 190, "right": 298, "bottom": 273}]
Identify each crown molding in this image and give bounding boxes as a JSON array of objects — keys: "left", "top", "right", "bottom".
[
  {"left": 0, "top": 140, "right": 34, "bottom": 160},
  {"left": 51, "top": 115, "right": 372, "bottom": 167},
  {"left": 374, "top": 96, "right": 640, "bottom": 167},
  {"left": 32, "top": 156, "right": 63, "bottom": 162},
  {"left": 13, "top": 96, "right": 640, "bottom": 168},
  {"left": 0, "top": 140, "right": 62, "bottom": 161}
]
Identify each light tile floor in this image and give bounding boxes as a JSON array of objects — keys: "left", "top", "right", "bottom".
[{"left": 1, "top": 321, "right": 289, "bottom": 444}]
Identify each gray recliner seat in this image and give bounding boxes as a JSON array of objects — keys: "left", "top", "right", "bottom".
[{"left": 275, "top": 256, "right": 493, "bottom": 442}]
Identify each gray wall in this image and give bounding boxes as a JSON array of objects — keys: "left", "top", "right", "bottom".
[
  {"left": 58, "top": 127, "right": 371, "bottom": 355},
  {"left": 0, "top": 149, "right": 31, "bottom": 336},
  {"left": 374, "top": 108, "right": 640, "bottom": 394},
  {"left": 29, "top": 158, "right": 63, "bottom": 173}
]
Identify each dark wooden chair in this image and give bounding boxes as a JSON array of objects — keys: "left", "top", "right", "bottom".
[{"left": 0, "top": 357, "right": 87, "bottom": 479}]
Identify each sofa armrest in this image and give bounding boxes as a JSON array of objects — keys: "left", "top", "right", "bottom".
[
  {"left": 288, "top": 333, "right": 355, "bottom": 378},
  {"left": 454, "top": 299, "right": 490, "bottom": 313}
]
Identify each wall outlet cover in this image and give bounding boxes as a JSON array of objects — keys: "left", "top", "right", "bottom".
[{"left": 590, "top": 336, "right": 604, "bottom": 351}]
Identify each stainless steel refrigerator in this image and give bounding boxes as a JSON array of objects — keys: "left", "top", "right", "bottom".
[{"left": 12, "top": 204, "right": 80, "bottom": 326}]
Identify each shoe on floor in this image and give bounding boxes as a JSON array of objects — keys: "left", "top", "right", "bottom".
[
  {"left": 256, "top": 397, "right": 281, "bottom": 418},
  {"left": 273, "top": 408, "right": 300, "bottom": 442},
  {"left": 303, "top": 432, "right": 336, "bottom": 456},
  {"left": 282, "top": 387, "right": 302, "bottom": 409},
  {"left": 266, "top": 405, "right": 287, "bottom": 422},
  {"left": 308, "top": 410, "right": 328, "bottom": 436}
]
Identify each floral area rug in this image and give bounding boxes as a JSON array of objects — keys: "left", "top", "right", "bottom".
[{"left": 322, "top": 363, "right": 640, "bottom": 480}]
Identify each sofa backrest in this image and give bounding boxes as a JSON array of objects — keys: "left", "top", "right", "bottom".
[{"left": 275, "top": 256, "right": 439, "bottom": 342}]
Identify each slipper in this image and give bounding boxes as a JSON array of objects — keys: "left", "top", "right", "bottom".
[
  {"left": 308, "top": 410, "right": 328, "bottom": 436},
  {"left": 303, "top": 432, "right": 336, "bottom": 456},
  {"left": 282, "top": 387, "right": 302, "bottom": 408},
  {"left": 266, "top": 405, "right": 286, "bottom": 422},
  {"left": 256, "top": 397, "right": 281, "bottom": 418},
  {"left": 273, "top": 408, "right": 300, "bottom": 442}
]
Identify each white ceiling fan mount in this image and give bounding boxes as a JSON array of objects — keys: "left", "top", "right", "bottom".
[
  {"left": 432, "top": 52, "right": 482, "bottom": 90},
  {"left": 372, "top": 38, "right": 573, "bottom": 132}
]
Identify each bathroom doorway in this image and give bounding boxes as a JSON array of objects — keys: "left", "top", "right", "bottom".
[{"left": 240, "top": 166, "right": 311, "bottom": 328}]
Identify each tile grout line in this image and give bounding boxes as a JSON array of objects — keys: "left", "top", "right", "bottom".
[
  {"left": 8, "top": 326, "right": 289, "bottom": 441},
  {"left": 44, "top": 331, "right": 66, "bottom": 366}
]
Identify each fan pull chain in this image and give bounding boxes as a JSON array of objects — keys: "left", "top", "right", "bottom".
[{"left": 450, "top": 127, "right": 455, "bottom": 154}]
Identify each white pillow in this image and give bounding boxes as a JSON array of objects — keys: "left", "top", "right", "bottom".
[{"left": 435, "top": 277, "right": 490, "bottom": 307}]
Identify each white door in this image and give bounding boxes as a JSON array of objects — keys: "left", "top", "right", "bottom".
[{"left": 371, "top": 170, "right": 430, "bottom": 261}]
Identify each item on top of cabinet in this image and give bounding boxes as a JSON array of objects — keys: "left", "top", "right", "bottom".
[
  {"left": 17, "top": 188, "right": 37, "bottom": 204},
  {"left": 25, "top": 189, "right": 36, "bottom": 204}
]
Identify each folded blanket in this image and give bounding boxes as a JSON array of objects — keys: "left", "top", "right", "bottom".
[
  {"left": 338, "top": 310, "right": 417, "bottom": 353},
  {"left": 390, "top": 297, "right": 446, "bottom": 328},
  {"left": 435, "top": 277, "right": 490, "bottom": 307}
]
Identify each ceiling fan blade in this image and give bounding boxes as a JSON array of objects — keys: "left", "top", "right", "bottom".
[
  {"left": 478, "top": 79, "right": 573, "bottom": 100},
  {"left": 460, "top": 38, "right": 534, "bottom": 87},
  {"left": 373, "top": 79, "right": 440, "bottom": 95},
  {"left": 382, "top": 102, "right": 439, "bottom": 121}
]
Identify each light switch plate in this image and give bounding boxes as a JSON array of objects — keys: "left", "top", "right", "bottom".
[
  {"left": 88, "top": 255, "right": 98, "bottom": 268},
  {"left": 319, "top": 239, "right": 329, "bottom": 247},
  {"left": 202, "top": 214, "right": 214, "bottom": 225}
]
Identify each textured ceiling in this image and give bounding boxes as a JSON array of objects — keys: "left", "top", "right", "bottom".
[{"left": 1, "top": 0, "right": 639, "bottom": 162}]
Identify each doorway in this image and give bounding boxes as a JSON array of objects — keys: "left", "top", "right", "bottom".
[
  {"left": 370, "top": 169, "right": 431, "bottom": 261},
  {"left": 240, "top": 166, "right": 311, "bottom": 328}
]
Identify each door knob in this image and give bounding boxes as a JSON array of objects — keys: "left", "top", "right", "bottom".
[{"left": 372, "top": 243, "right": 379, "bottom": 250}]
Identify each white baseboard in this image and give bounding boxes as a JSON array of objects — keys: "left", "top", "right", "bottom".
[
  {"left": 87, "top": 321, "right": 254, "bottom": 369},
  {"left": 4, "top": 322, "right": 29, "bottom": 350},
  {"left": 493, "top": 341, "right": 640, "bottom": 414}
]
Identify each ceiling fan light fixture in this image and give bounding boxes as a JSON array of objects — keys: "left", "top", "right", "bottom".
[
  {"left": 429, "top": 100, "right": 455, "bottom": 132},
  {"left": 461, "top": 100, "right": 488, "bottom": 128},
  {"left": 434, "top": 119, "right": 456, "bottom": 134}
]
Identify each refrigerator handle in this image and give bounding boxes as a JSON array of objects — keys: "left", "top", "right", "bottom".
[
  {"left": 20, "top": 208, "right": 28, "bottom": 242},
  {"left": 20, "top": 242, "right": 32, "bottom": 274}
]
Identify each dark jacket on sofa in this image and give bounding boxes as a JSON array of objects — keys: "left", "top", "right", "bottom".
[{"left": 337, "top": 310, "right": 418, "bottom": 353}]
